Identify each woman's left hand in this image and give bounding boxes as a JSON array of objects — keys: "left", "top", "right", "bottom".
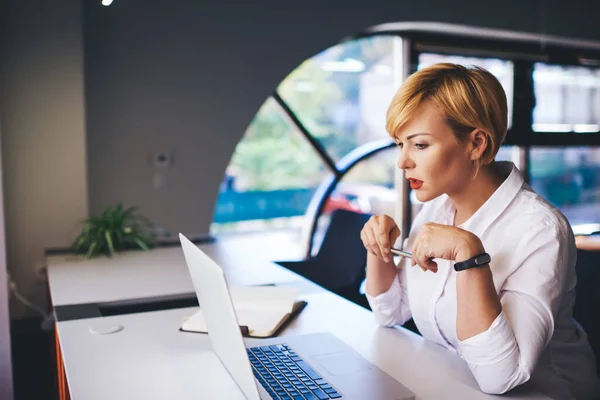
[{"left": 411, "top": 222, "right": 484, "bottom": 273}]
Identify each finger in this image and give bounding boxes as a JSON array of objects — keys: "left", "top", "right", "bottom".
[
  {"left": 424, "top": 258, "right": 438, "bottom": 273},
  {"left": 414, "top": 244, "right": 429, "bottom": 272},
  {"left": 360, "top": 229, "right": 370, "bottom": 251},
  {"left": 413, "top": 247, "right": 432, "bottom": 271},
  {"left": 361, "top": 220, "right": 379, "bottom": 256},
  {"left": 365, "top": 229, "right": 382, "bottom": 259},
  {"left": 390, "top": 225, "right": 401, "bottom": 246},
  {"left": 411, "top": 256, "right": 422, "bottom": 270},
  {"left": 379, "top": 218, "right": 395, "bottom": 253},
  {"left": 415, "top": 252, "right": 437, "bottom": 272},
  {"left": 362, "top": 230, "right": 376, "bottom": 256},
  {"left": 374, "top": 217, "right": 394, "bottom": 262},
  {"left": 416, "top": 257, "right": 428, "bottom": 272},
  {"left": 410, "top": 238, "right": 418, "bottom": 266},
  {"left": 376, "top": 231, "right": 391, "bottom": 263},
  {"left": 410, "top": 239, "right": 426, "bottom": 271}
]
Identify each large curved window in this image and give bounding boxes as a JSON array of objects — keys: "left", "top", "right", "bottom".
[
  {"left": 211, "top": 36, "right": 401, "bottom": 235},
  {"left": 212, "top": 28, "right": 600, "bottom": 251},
  {"left": 211, "top": 98, "right": 328, "bottom": 234},
  {"left": 331, "top": 148, "right": 398, "bottom": 216},
  {"left": 278, "top": 36, "right": 399, "bottom": 162},
  {"left": 312, "top": 147, "right": 398, "bottom": 254}
]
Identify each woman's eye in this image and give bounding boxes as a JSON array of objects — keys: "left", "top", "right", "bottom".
[
  {"left": 415, "top": 143, "right": 429, "bottom": 150},
  {"left": 396, "top": 142, "right": 403, "bottom": 149}
]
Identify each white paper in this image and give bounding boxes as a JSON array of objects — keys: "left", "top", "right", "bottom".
[
  {"left": 181, "top": 285, "right": 300, "bottom": 337},
  {"left": 229, "top": 285, "right": 299, "bottom": 313}
]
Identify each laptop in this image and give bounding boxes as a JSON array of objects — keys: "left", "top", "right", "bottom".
[{"left": 179, "top": 233, "right": 415, "bottom": 400}]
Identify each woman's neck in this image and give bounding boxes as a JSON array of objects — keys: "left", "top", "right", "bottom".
[{"left": 450, "top": 163, "right": 507, "bottom": 227}]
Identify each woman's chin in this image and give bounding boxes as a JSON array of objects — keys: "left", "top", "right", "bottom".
[{"left": 414, "top": 189, "right": 437, "bottom": 203}]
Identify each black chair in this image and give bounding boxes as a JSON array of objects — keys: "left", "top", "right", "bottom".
[
  {"left": 276, "top": 209, "right": 371, "bottom": 307},
  {"left": 573, "top": 249, "right": 600, "bottom": 374},
  {"left": 277, "top": 209, "right": 422, "bottom": 335}
]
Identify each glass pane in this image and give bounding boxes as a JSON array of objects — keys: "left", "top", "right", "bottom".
[
  {"left": 418, "top": 53, "right": 515, "bottom": 129},
  {"left": 495, "top": 145, "right": 516, "bottom": 162},
  {"left": 533, "top": 63, "right": 600, "bottom": 132},
  {"left": 211, "top": 97, "right": 328, "bottom": 234},
  {"left": 311, "top": 147, "right": 398, "bottom": 255},
  {"left": 529, "top": 147, "right": 600, "bottom": 227},
  {"left": 278, "top": 36, "right": 400, "bottom": 162}
]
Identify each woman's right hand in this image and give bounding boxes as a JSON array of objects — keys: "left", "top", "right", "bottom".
[{"left": 360, "top": 214, "right": 401, "bottom": 263}]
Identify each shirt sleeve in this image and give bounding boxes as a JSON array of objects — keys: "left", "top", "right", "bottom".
[
  {"left": 457, "top": 219, "right": 575, "bottom": 395},
  {"left": 365, "top": 256, "right": 412, "bottom": 327}
]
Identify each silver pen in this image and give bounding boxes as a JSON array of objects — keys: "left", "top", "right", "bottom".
[{"left": 390, "top": 248, "right": 412, "bottom": 258}]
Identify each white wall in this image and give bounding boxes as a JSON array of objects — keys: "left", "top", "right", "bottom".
[{"left": 0, "top": 0, "right": 87, "bottom": 317}]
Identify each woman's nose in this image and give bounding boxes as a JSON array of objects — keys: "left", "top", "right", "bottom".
[{"left": 397, "top": 151, "right": 413, "bottom": 170}]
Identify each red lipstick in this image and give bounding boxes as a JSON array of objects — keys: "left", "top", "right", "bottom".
[{"left": 408, "top": 178, "right": 423, "bottom": 190}]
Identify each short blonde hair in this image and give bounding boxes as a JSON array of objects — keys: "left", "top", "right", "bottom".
[{"left": 386, "top": 63, "right": 508, "bottom": 165}]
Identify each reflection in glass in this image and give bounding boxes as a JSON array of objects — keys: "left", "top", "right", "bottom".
[
  {"left": 418, "top": 53, "right": 515, "bottom": 129},
  {"left": 533, "top": 63, "right": 600, "bottom": 132},
  {"left": 530, "top": 147, "right": 600, "bottom": 227},
  {"left": 211, "top": 97, "right": 327, "bottom": 234},
  {"left": 278, "top": 36, "right": 401, "bottom": 162}
]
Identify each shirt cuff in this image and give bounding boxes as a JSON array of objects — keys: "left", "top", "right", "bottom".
[
  {"left": 365, "top": 276, "right": 401, "bottom": 311},
  {"left": 457, "top": 311, "right": 518, "bottom": 366}
]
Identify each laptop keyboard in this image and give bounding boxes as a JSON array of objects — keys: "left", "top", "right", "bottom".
[{"left": 247, "top": 344, "right": 342, "bottom": 400}]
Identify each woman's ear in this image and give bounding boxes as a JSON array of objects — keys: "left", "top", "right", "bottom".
[{"left": 469, "top": 129, "right": 489, "bottom": 161}]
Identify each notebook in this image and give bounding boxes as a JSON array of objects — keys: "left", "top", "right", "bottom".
[{"left": 181, "top": 285, "right": 307, "bottom": 338}]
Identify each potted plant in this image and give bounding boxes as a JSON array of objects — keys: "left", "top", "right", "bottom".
[{"left": 71, "top": 203, "right": 157, "bottom": 258}]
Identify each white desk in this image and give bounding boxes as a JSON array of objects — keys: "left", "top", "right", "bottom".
[
  {"left": 48, "top": 237, "right": 550, "bottom": 400},
  {"left": 47, "top": 232, "right": 303, "bottom": 306}
]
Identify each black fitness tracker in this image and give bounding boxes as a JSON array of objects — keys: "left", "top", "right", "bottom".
[{"left": 453, "top": 253, "right": 491, "bottom": 272}]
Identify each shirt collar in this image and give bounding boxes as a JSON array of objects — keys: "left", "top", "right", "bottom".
[{"left": 433, "top": 162, "right": 524, "bottom": 237}]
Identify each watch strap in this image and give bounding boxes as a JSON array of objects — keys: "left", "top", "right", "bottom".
[{"left": 454, "top": 252, "right": 491, "bottom": 271}]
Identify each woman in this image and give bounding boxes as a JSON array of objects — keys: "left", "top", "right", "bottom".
[{"left": 361, "top": 63, "right": 600, "bottom": 399}]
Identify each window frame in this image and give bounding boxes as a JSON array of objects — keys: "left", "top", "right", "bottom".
[{"left": 214, "top": 24, "right": 600, "bottom": 253}]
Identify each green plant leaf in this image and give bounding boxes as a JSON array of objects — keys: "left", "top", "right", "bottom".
[
  {"left": 72, "top": 203, "right": 155, "bottom": 258},
  {"left": 86, "top": 240, "right": 98, "bottom": 258},
  {"left": 115, "top": 229, "right": 124, "bottom": 248},
  {"left": 113, "top": 205, "right": 124, "bottom": 227},
  {"left": 105, "top": 230, "right": 115, "bottom": 256},
  {"left": 72, "top": 235, "right": 87, "bottom": 252},
  {"left": 133, "top": 237, "right": 151, "bottom": 251}
]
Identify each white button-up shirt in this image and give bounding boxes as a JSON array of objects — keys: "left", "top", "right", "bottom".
[{"left": 366, "top": 162, "right": 600, "bottom": 399}]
